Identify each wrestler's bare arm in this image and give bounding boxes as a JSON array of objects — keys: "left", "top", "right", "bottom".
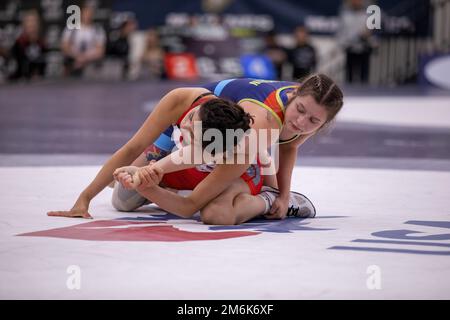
[
  {"left": 47, "top": 87, "right": 209, "bottom": 219},
  {"left": 113, "top": 145, "right": 200, "bottom": 188},
  {"left": 137, "top": 163, "right": 250, "bottom": 217}
]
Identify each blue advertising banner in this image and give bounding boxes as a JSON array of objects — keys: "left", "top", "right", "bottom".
[{"left": 114, "top": 0, "right": 431, "bottom": 35}]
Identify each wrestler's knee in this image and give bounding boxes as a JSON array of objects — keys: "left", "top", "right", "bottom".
[{"left": 200, "top": 203, "right": 236, "bottom": 225}]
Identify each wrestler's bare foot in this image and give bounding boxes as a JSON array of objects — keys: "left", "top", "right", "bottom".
[
  {"left": 117, "top": 171, "right": 136, "bottom": 189},
  {"left": 114, "top": 166, "right": 140, "bottom": 189}
]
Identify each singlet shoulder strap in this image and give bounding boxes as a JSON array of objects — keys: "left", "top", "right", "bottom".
[
  {"left": 278, "top": 134, "right": 300, "bottom": 145},
  {"left": 176, "top": 92, "right": 215, "bottom": 126},
  {"left": 192, "top": 92, "right": 214, "bottom": 104}
]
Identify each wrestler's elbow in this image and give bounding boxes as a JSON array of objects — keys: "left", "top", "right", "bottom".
[{"left": 177, "top": 198, "right": 200, "bottom": 218}]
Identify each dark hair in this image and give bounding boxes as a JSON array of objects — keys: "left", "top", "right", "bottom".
[
  {"left": 294, "top": 73, "right": 344, "bottom": 130},
  {"left": 198, "top": 98, "right": 254, "bottom": 154}
]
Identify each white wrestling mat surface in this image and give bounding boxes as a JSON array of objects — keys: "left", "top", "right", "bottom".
[{"left": 0, "top": 165, "right": 449, "bottom": 299}]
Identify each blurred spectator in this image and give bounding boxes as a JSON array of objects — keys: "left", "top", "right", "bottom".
[
  {"left": 0, "top": 35, "right": 10, "bottom": 82},
  {"left": 140, "top": 28, "right": 165, "bottom": 79},
  {"left": 107, "top": 16, "right": 137, "bottom": 79},
  {"left": 61, "top": 3, "right": 106, "bottom": 77},
  {"left": 9, "top": 10, "right": 47, "bottom": 81},
  {"left": 262, "top": 31, "right": 287, "bottom": 80},
  {"left": 0, "top": 46, "right": 7, "bottom": 58},
  {"left": 289, "top": 25, "right": 317, "bottom": 80},
  {"left": 337, "top": 0, "right": 376, "bottom": 84}
]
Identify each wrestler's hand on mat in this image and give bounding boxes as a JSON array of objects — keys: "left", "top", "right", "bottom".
[
  {"left": 135, "top": 165, "right": 164, "bottom": 192},
  {"left": 47, "top": 207, "right": 93, "bottom": 219},
  {"left": 264, "top": 196, "right": 288, "bottom": 220},
  {"left": 47, "top": 201, "right": 93, "bottom": 219}
]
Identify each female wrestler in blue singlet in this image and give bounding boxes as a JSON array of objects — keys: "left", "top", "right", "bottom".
[
  {"left": 49, "top": 74, "right": 343, "bottom": 225},
  {"left": 112, "top": 75, "right": 344, "bottom": 225}
]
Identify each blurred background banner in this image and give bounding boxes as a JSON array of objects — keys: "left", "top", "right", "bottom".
[
  {"left": 419, "top": 53, "right": 450, "bottom": 89},
  {"left": 114, "top": 0, "right": 431, "bottom": 35},
  {"left": 0, "top": 0, "right": 445, "bottom": 85}
]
